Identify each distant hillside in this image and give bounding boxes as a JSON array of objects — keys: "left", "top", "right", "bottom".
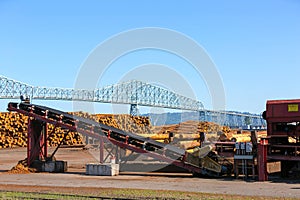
[
  {"left": 143, "top": 111, "right": 264, "bottom": 127},
  {"left": 143, "top": 112, "right": 201, "bottom": 126}
]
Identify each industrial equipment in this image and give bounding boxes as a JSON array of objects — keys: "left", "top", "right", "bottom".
[
  {"left": 259, "top": 99, "right": 300, "bottom": 180},
  {"left": 234, "top": 141, "right": 256, "bottom": 179},
  {"left": 7, "top": 102, "right": 233, "bottom": 177}
]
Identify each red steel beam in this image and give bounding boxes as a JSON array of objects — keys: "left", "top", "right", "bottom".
[{"left": 257, "top": 138, "right": 268, "bottom": 181}]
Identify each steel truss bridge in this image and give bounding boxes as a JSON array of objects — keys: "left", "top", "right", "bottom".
[{"left": 0, "top": 76, "right": 265, "bottom": 128}]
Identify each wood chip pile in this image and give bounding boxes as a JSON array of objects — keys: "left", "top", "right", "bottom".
[{"left": 8, "top": 159, "right": 35, "bottom": 174}]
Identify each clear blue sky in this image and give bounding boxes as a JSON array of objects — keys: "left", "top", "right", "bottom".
[{"left": 0, "top": 1, "right": 300, "bottom": 114}]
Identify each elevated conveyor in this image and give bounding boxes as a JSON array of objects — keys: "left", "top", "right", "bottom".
[{"left": 7, "top": 102, "right": 232, "bottom": 177}]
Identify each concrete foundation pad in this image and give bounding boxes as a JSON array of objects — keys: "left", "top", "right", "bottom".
[
  {"left": 86, "top": 163, "right": 119, "bottom": 176},
  {"left": 32, "top": 161, "right": 67, "bottom": 173}
]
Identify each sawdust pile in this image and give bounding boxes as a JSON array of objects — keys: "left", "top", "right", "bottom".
[{"left": 8, "top": 159, "right": 35, "bottom": 174}]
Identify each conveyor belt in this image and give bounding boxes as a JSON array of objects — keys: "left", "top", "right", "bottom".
[{"left": 8, "top": 102, "right": 205, "bottom": 173}]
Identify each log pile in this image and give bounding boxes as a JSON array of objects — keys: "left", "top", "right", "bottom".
[
  {"left": 0, "top": 112, "right": 84, "bottom": 148},
  {"left": 46, "top": 125, "right": 84, "bottom": 147},
  {"left": 0, "top": 111, "right": 155, "bottom": 148},
  {"left": 153, "top": 121, "right": 230, "bottom": 135},
  {"left": 0, "top": 112, "right": 28, "bottom": 148},
  {"left": 0, "top": 110, "right": 230, "bottom": 150},
  {"left": 219, "top": 130, "right": 267, "bottom": 142},
  {"left": 69, "top": 113, "right": 171, "bottom": 145},
  {"left": 96, "top": 114, "right": 152, "bottom": 135},
  {"left": 152, "top": 121, "right": 231, "bottom": 149}
]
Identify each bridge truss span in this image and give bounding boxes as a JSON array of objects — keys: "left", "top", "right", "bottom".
[
  {"left": 0, "top": 76, "right": 203, "bottom": 111},
  {"left": 0, "top": 75, "right": 265, "bottom": 127}
]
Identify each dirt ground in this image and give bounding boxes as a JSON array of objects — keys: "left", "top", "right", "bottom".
[{"left": 0, "top": 147, "right": 300, "bottom": 198}]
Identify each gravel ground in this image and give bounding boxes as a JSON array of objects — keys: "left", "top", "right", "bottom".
[{"left": 0, "top": 147, "right": 300, "bottom": 198}]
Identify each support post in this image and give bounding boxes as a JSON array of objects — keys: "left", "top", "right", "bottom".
[
  {"left": 257, "top": 138, "right": 268, "bottom": 181},
  {"left": 115, "top": 146, "right": 119, "bottom": 164},
  {"left": 27, "top": 118, "right": 46, "bottom": 166},
  {"left": 100, "top": 136, "right": 104, "bottom": 164},
  {"left": 40, "top": 123, "right": 48, "bottom": 160},
  {"left": 27, "top": 119, "right": 32, "bottom": 166}
]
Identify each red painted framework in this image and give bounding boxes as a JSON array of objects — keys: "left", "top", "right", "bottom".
[
  {"left": 8, "top": 104, "right": 202, "bottom": 174},
  {"left": 258, "top": 99, "right": 300, "bottom": 181},
  {"left": 27, "top": 119, "right": 48, "bottom": 165}
]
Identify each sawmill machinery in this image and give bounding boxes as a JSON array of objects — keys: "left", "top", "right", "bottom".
[{"left": 258, "top": 99, "right": 300, "bottom": 181}]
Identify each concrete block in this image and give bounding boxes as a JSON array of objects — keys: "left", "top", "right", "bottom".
[
  {"left": 54, "top": 161, "right": 68, "bottom": 172},
  {"left": 43, "top": 161, "right": 55, "bottom": 172},
  {"left": 86, "top": 163, "right": 119, "bottom": 176},
  {"left": 40, "top": 161, "right": 67, "bottom": 173}
]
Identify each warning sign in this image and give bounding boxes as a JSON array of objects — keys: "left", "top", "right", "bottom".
[{"left": 288, "top": 104, "right": 298, "bottom": 112}]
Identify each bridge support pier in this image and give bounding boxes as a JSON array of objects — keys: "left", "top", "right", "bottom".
[
  {"left": 199, "top": 111, "right": 206, "bottom": 121},
  {"left": 130, "top": 104, "right": 139, "bottom": 116}
]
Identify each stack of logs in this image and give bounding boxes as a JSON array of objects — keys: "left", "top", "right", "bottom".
[
  {"left": 0, "top": 112, "right": 84, "bottom": 148},
  {"left": 0, "top": 111, "right": 231, "bottom": 150},
  {"left": 0, "top": 112, "right": 155, "bottom": 149},
  {"left": 96, "top": 114, "right": 152, "bottom": 135},
  {"left": 0, "top": 112, "right": 28, "bottom": 148},
  {"left": 219, "top": 129, "right": 267, "bottom": 142},
  {"left": 152, "top": 120, "right": 231, "bottom": 150}
]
